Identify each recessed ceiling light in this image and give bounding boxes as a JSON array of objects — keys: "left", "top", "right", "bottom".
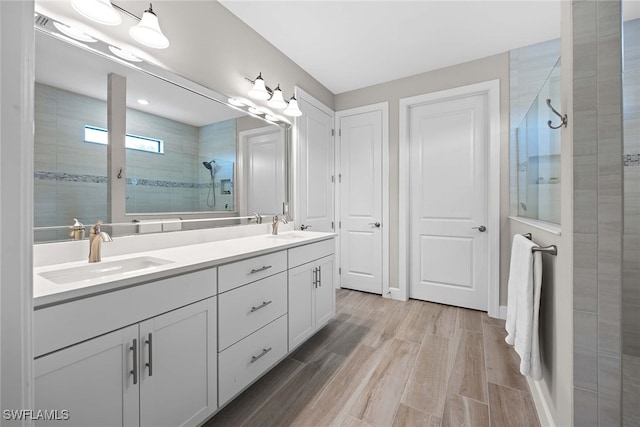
[
  {"left": 108, "top": 46, "right": 143, "bottom": 62},
  {"left": 53, "top": 22, "right": 97, "bottom": 43},
  {"left": 137, "top": 99, "right": 150, "bottom": 105}
]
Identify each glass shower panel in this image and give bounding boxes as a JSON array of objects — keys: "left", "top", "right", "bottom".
[{"left": 516, "top": 59, "right": 562, "bottom": 224}]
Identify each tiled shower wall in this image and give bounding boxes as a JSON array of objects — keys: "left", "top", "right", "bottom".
[
  {"left": 572, "top": 1, "right": 624, "bottom": 425},
  {"left": 34, "top": 83, "right": 237, "bottom": 239},
  {"left": 622, "top": 16, "right": 640, "bottom": 427}
]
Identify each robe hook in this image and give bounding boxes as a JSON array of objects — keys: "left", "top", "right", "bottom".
[{"left": 546, "top": 99, "right": 567, "bottom": 129}]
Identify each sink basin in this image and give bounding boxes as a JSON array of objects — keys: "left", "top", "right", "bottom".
[
  {"left": 40, "top": 256, "right": 174, "bottom": 285},
  {"left": 267, "top": 233, "right": 309, "bottom": 240}
]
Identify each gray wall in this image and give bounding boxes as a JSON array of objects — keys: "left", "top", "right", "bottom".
[
  {"left": 335, "top": 53, "right": 511, "bottom": 297},
  {"left": 572, "top": 1, "right": 625, "bottom": 425},
  {"left": 623, "top": 16, "right": 640, "bottom": 427}
]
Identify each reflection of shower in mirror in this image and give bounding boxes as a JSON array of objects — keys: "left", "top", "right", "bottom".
[{"left": 203, "top": 159, "right": 220, "bottom": 208}]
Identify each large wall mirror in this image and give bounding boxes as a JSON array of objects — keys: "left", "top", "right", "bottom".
[{"left": 33, "top": 12, "right": 290, "bottom": 243}]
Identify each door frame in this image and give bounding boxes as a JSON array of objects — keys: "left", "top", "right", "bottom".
[
  {"left": 335, "top": 102, "right": 390, "bottom": 296},
  {"left": 398, "top": 80, "right": 500, "bottom": 317}
]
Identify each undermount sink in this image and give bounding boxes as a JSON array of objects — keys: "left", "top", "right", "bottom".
[
  {"left": 40, "top": 256, "right": 174, "bottom": 285},
  {"left": 267, "top": 233, "right": 309, "bottom": 240}
]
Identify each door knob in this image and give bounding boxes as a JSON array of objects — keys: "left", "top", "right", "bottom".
[
  {"left": 472, "top": 225, "right": 487, "bottom": 232},
  {"left": 369, "top": 222, "right": 381, "bottom": 228}
]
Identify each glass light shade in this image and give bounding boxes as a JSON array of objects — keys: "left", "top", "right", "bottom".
[
  {"left": 268, "top": 85, "right": 287, "bottom": 110},
  {"left": 248, "top": 74, "right": 270, "bottom": 100},
  {"left": 129, "top": 6, "right": 170, "bottom": 49},
  {"left": 71, "top": 0, "right": 122, "bottom": 26},
  {"left": 283, "top": 96, "right": 302, "bottom": 117},
  {"left": 108, "top": 45, "right": 143, "bottom": 62},
  {"left": 53, "top": 22, "right": 97, "bottom": 42}
]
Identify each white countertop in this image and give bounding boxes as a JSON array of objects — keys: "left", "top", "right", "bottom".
[{"left": 34, "top": 231, "right": 335, "bottom": 308}]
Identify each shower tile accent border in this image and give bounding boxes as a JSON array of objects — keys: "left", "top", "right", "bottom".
[
  {"left": 34, "top": 171, "right": 209, "bottom": 189},
  {"left": 624, "top": 153, "right": 640, "bottom": 167}
]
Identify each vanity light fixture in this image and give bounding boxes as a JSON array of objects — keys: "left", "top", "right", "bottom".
[
  {"left": 129, "top": 3, "right": 170, "bottom": 49},
  {"left": 247, "top": 73, "right": 270, "bottom": 100},
  {"left": 245, "top": 73, "right": 303, "bottom": 117},
  {"left": 53, "top": 22, "right": 98, "bottom": 43},
  {"left": 268, "top": 85, "right": 287, "bottom": 110},
  {"left": 108, "top": 46, "right": 143, "bottom": 62},
  {"left": 283, "top": 96, "right": 302, "bottom": 117},
  {"left": 71, "top": 0, "right": 122, "bottom": 26}
]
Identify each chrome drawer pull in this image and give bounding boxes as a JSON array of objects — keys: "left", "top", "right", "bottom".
[
  {"left": 250, "top": 300, "right": 273, "bottom": 313},
  {"left": 250, "top": 347, "right": 272, "bottom": 363},
  {"left": 250, "top": 265, "right": 272, "bottom": 274},
  {"left": 145, "top": 333, "right": 153, "bottom": 377}
]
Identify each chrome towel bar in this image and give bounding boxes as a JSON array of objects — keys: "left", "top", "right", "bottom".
[{"left": 521, "top": 233, "right": 558, "bottom": 256}]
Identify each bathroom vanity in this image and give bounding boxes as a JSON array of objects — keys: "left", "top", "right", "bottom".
[{"left": 33, "top": 231, "right": 335, "bottom": 427}]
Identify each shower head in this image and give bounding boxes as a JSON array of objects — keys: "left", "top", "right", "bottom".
[{"left": 202, "top": 160, "right": 215, "bottom": 170}]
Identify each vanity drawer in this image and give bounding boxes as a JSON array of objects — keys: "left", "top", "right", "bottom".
[
  {"left": 288, "top": 238, "right": 335, "bottom": 268},
  {"left": 218, "top": 315, "right": 287, "bottom": 405},
  {"left": 218, "top": 272, "right": 287, "bottom": 351},
  {"left": 218, "top": 251, "right": 287, "bottom": 293}
]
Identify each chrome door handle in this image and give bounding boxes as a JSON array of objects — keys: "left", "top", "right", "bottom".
[
  {"left": 130, "top": 339, "right": 138, "bottom": 385},
  {"left": 472, "top": 225, "right": 487, "bottom": 232},
  {"left": 368, "top": 222, "right": 381, "bottom": 228},
  {"left": 300, "top": 224, "right": 312, "bottom": 230},
  {"left": 145, "top": 333, "right": 153, "bottom": 377}
]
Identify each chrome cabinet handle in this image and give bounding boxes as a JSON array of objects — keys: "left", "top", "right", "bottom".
[
  {"left": 250, "top": 300, "right": 273, "bottom": 313},
  {"left": 250, "top": 347, "right": 272, "bottom": 363},
  {"left": 130, "top": 339, "right": 138, "bottom": 385},
  {"left": 250, "top": 265, "right": 272, "bottom": 274},
  {"left": 145, "top": 333, "right": 153, "bottom": 377},
  {"left": 313, "top": 267, "right": 318, "bottom": 288},
  {"left": 472, "top": 225, "right": 487, "bottom": 232},
  {"left": 318, "top": 266, "right": 322, "bottom": 287},
  {"left": 369, "top": 222, "right": 381, "bottom": 228}
]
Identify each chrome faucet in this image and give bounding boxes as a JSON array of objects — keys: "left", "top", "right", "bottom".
[
  {"left": 89, "top": 221, "right": 113, "bottom": 263},
  {"left": 253, "top": 212, "right": 263, "bottom": 224},
  {"left": 271, "top": 214, "right": 288, "bottom": 235}
]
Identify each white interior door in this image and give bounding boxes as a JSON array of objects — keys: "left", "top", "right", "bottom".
[
  {"left": 338, "top": 109, "right": 383, "bottom": 294},
  {"left": 296, "top": 92, "right": 334, "bottom": 232},
  {"left": 242, "top": 127, "right": 285, "bottom": 215},
  {"left": 409, "top": 93, "right": 489, "bottom": 311}
]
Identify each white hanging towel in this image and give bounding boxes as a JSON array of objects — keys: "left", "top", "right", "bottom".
[{"left": 505, "top": 234, "right": 543, "bottom": 380}]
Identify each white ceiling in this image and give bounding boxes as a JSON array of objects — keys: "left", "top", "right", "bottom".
[{"left": 219, "top": 0, "right": 565, "bottom": 94}]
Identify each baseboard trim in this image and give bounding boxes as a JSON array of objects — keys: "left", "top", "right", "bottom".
[{"left": 526, "top": 376, "right": 556, "bottom": 427}]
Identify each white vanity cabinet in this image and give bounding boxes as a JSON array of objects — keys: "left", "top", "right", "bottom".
[
  {"left": 288, "top": 239, "right": 335, "bottom": 350},
  {"left": 34, "top": 268, "right": 218, "bottom": 427},
  {"left": 217, "top": 251, "right": 289, "bottom": 405}
]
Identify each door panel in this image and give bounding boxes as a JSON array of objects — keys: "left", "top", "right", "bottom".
[
  {"left": 339, "top": 110, "right": 383, "bottom": 294},
  {"left": 245, "top": 128, "right": 285, "bottom": 215},
  {"left": 139, "top": 298, "right": 216, "bottom": 427},
  {"left": 34, "top": 325, "right": 139, "bottom": 427},
  {"left": 288, "top": 263, "right": 315, "bottom": 349},
  {"left": 409, "top": 94, "right": 488, "bottom": 310},
  {"left": 297, "top": 98, "right": 334, "bottom": 231}
]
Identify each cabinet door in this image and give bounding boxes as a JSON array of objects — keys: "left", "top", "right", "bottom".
[
  {"left": 316, "top": 256, "right": 335, "bottom": 328},
  {"left": 139, "top": 298, "right": 217, "bottom": 427},
  {"left": 34, "top": 325, "right": 139, "bottom": 427},
  {"left": 288, "top": 263, "right": 315, "bottom": 350}
]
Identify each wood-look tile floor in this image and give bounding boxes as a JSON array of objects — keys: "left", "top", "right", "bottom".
[{"left": 204, "top": 289, "right": 541, "bottom": 427}]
